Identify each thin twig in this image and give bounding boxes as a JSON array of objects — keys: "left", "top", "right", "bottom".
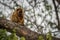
[{"left": 52, "top": 0, "right": 60, "bottom": 30}]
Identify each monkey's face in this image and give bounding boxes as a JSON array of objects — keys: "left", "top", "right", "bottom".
[{"left": 16, "top": 8, "right": 23, "bottom": 17}]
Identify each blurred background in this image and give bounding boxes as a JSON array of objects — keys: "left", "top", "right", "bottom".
[{"left": 0, "top": 0, "right": 60, "bottom": 39}]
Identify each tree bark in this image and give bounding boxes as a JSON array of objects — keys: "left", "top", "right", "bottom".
[{"left": 0, "top": 18, "right": 60, "bottom": 40}]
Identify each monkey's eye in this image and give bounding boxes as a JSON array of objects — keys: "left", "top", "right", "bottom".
[
  {"left": 17, "top": 9, "right": 20, "bottom": 11},
  {"left": 18, "top": 11, "right": 22, "bottom": 15},
  {"left": 18, "top": 11, "right": 23, "bottom": 17}
]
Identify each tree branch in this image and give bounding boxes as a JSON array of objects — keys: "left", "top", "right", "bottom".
[
  {"left": 52, "top": 0, "right": 60, "bottom": 30},
  {"left": 0, "top": 18, "right": 60, "bottom": 40}
]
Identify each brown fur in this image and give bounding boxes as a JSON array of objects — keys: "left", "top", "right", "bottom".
[{"left": 10, "top": 7, "right": 24, "bottom": 26}]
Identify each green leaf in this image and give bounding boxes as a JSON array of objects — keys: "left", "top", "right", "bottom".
[
  {"left": 38, "top": 35, "right": 44, "bottom": 40},
  {"left": 20, "top": 37, "right": 25, "bottom": 40},
  {"left": 46, "top": 31, "right": 52, "bottom": 40}
]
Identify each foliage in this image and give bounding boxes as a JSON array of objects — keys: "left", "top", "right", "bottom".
[
  {"left": 38, "top": 35, "right": 44, "bottom": 40},
  {"left": 38, "top": 31, "right": 52, "bottom": 40},
  {"left": 0, "top": 29, "right": 52, "bottom": 40},
  {"left": 0, "top": 29, "right": 26, "bottom": 40},
  {"left": 7, "top": 29, "right": 18, "bottom": 40},
  {"left": 46, "top": 31, "right": 52, "bottom": 40},
  {"left": 0, "top": 29, "right": 18, "bottom": 40},
  {"left": 20, "top": 37, "right": 25, "bottom": 40},
  {"left": 0, "top": 29, "right": 7, "bottom": 40}
]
